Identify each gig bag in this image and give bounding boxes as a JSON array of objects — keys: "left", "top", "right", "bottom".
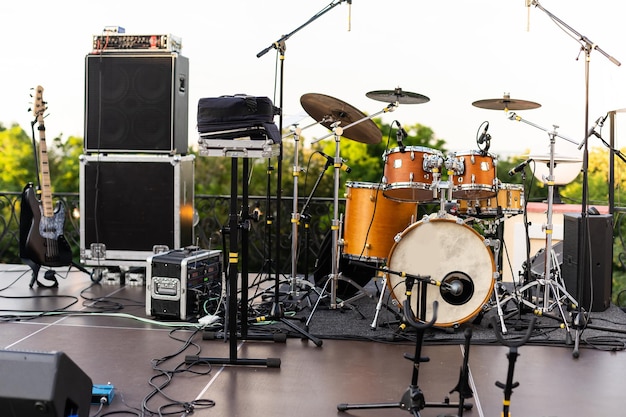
[{"left": 197, "top": 95, "right": 281, "bottom": 143}]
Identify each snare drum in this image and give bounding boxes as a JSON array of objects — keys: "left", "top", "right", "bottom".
[
  {"left": 382, "top": 146, "right": 444, "bottom": 202},
  {"left": 449, "top": 151, "right": 497, "bottom": 200},
  {"left": 386, "top": 217, "right": 495, "bottom": 327},
  {"left": 459, "top": 183, "right": 524, "bottom": 216},
  {"left": 343, "top": 181, "right": 417, "bottom": 263}
]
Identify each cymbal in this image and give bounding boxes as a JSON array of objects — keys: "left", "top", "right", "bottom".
[
  {"left": 472, "top": 94, "right": 541, "bottom": 111},
  {"left": 300, "top": 93, "right": 382, "bottom": 144},
  {"left": 366, "top": 88, "right": 430, "bottom": 105}
]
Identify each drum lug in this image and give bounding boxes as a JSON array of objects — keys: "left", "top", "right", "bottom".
[
  {"left": 470, "top": 153, "right": 475, "bottom": 164},
  {"left": 410, "top": 149, "right": 415, "bottom": 160}
]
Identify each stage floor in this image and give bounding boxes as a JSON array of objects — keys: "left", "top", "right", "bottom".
[{"left": 1, "top": 263, "right": 625, "bottom": 417}]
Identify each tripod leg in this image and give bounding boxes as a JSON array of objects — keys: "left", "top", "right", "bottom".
[{"left": 370, "top": 275, "right": 387, "bottom": 329}]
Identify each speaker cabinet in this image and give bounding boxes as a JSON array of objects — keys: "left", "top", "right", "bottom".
[
  {"left": 80, "top": 154, "right": 195, "bottom": 263},
  {"left": 84, "top": 52, "right": 189, "bottom": 154},
  {"left": 562, "top": 213, "right": 613, "bottom": 312},
  {"left": 0, "top": 350, "right": 92, "bottom": 417}
]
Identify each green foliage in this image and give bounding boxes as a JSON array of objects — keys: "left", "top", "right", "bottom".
[
  {"left": 0, "top": 124, "right": 37, "bottom": 192},
  {"left": 2, "top": 118, "right": 626, "bottom": 301}
]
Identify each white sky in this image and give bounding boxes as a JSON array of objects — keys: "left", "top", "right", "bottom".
[{"left": 2, "top": 0, "right": 625, "bottom": 160}]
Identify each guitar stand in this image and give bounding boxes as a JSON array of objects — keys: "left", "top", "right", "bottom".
[
  {"left": 490, "top": 316, "right": 536, "bottom": 417},
  {"left": 24, "top": 259, "right": 93, "bottom": 288},
  {"left": 338, "top": 276, "right": 473, "bottom": 417}
]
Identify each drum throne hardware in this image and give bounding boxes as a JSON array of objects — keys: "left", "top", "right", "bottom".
[{"left": 338, "top": 275, "right": 474, "bottom": 416}]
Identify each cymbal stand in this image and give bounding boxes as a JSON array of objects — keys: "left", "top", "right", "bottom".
[
  {"left": 307, "top": 105, "right": 397, "bottom": 322},
  {"left": 273, "top": 120, "right": 323, "bottom": 297},
  {"left": 325, "top": 121, "right": 344, "bottom": 309},
  {"left": 504, "top": 113, "right": 579, "bottom": 334}
]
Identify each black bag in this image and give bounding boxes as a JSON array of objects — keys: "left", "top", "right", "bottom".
[{"left": 197, "top": 95, "right": 281, "bottom": 143}]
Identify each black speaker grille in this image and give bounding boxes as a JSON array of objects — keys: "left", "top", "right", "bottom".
[
  {"left": 85, "top": 53, "right": 188, "bottom": 153},
  {"left": 562, "top": 213, "right": 613, "bottom": 311},
  {"left": 82, "top": 156, "right": 194, "bottom": 253}
]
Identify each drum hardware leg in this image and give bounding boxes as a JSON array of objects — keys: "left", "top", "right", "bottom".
[
  {"left": 486, "top": 235, "right": 509, "bottom": 335},
  {"left": 306, "top": 127, "right": 370, "bottom": 325},
  {"left": 370, "top": 275, "right": 388, "bottom": 329},
  {"left": 304, "top": 272, "right": 367, "bottom": 329},
  {"left": 338, "top": 278, "right": 473, "bottom": 416}
]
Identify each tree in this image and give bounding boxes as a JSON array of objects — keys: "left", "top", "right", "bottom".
[{"left": 0, "top": 124, "right": 38, "bottom": 192}]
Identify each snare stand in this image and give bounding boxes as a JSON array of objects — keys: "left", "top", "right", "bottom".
[{"left": 338, "top": 274, "right": 473, "bottom": 417}]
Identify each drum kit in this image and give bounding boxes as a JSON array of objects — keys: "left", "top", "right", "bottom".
[{"left": 298, "top": 89, "right": 576, "bottom": 333}]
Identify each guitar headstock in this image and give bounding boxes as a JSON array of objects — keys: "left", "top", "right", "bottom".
[{"left": 32, "top": 85, "right": 46, "bottom": 123}]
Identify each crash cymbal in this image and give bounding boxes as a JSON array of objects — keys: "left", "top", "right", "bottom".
[
  {"left": 366, "top": 87, "right": 430, "bottom": 105},
  {"left": 300, "top": 93, "right": 382, "bottom": 144},
  {"left": 472, "top": 94, "right": 541, "bottom": 111}
]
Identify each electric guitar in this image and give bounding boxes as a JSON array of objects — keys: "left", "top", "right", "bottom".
[{"left": 19, "top": 85, "right": 73, "bottom": 287}]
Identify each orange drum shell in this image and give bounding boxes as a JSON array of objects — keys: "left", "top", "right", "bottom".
[
  {"left": 459, "top": 183, "right": 524, "bottom": 215},
  {"left": 343, "top": 181, "right": 417, "bottom": 262},
  {"left": 382, "top": 146, "right": 442, "bottom": 202},
  {"left": 451, "top": 152, "right": 497, "bottom": 200}
]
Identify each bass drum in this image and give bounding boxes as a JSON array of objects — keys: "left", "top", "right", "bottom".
[
  {"left": 386, "top": 217, "right": 495, "bottom": 327},
  {"left": 313, "top": 231, "right": 378, "bottom": 299}
]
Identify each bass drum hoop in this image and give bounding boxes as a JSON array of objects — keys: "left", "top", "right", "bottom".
[{"left": 386, "top": 217, "right": 495, "bottom": 327}]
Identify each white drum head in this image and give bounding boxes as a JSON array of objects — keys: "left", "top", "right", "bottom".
[{"left": 387, "top": 218, "right": 495, "bottom": 327}]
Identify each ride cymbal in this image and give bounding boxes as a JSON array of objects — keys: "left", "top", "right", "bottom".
[
  {"left": 472, "top": 94, "right": 541, "bottom": 111},
  {"left": 366, "top": 87, "right": 430, "bottom": 105},
  {"left": 300, "top": 93, "right": 382, "bottom": 144}
]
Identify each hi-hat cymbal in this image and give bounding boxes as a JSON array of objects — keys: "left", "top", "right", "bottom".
[
  {"left": 472, "top": 94, "right": 541, "bottom": 111},
  {"left": 300, "top": 93, "right": 382, "bottom": 144},
  {"left": 366, "top": 87, "right": 430, "bottom": 105}
]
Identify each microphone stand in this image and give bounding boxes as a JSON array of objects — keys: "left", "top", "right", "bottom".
[
  {"left": 255, "top": 0, "right": 350, "bottom": 345},
  {"left": 530, "top": 0, "right": 621, "bottom": 358}
]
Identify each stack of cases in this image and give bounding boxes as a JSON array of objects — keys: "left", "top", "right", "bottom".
[{"left": 80, "top": 43, "right": 194, "bottom": 269}]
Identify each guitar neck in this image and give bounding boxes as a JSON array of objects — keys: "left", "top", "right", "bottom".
[
  {"left": 33, "top": 85, "right": 54, "bottom": 218},
  {"left": 38, "top": 129, "right": 54, "bottom": 218}
]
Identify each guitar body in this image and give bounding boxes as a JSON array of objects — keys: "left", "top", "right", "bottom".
[
  {"left": 19, "top": 183, "right": 73, "bottom": 283},
  {"left": 20, "top": 182, "right": 73, "bottom": 267}
]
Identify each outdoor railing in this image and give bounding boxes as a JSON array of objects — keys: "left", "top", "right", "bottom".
[{"left": 0, "top": 191, "right": 339, "bottom": 275}]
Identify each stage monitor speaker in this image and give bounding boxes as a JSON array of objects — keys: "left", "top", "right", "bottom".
[
  {"left": 562, "top": 212, "right": 613, "bottom": 312},
  {"left": 0, "top": 350, "right": 92, "bottom": 417},
  {"left": 84, "top": 52, "right": 189, "bottom": 154}
]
